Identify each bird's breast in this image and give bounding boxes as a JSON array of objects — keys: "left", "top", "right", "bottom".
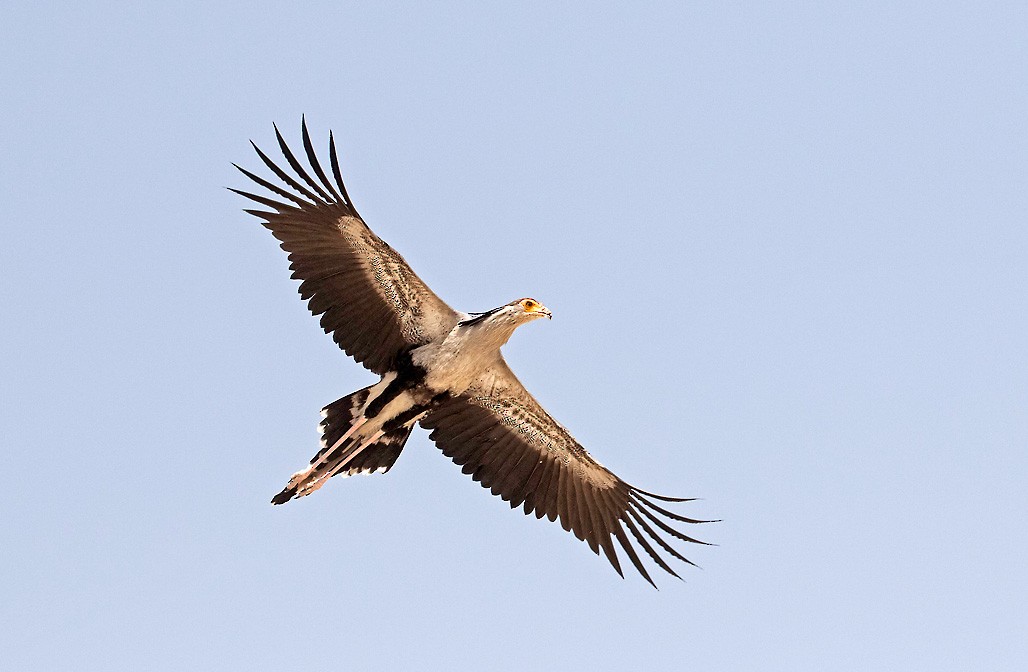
[
  {"left": 412, "top": 322, "right": 510, "bottom": 395},
  {"left": 415, "top": 347, "right": 488, "bottom": 397}
]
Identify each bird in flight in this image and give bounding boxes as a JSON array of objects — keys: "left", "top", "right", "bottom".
[{"left": 233, "top": 118, "right": 714, "bottom": 586}]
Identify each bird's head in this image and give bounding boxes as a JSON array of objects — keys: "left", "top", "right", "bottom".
[
  {"left": 512, "top": 297, "right": 552, "bottom": 321},
  {"left": 459, "top": 297, "right": 552, "bottom": 329}
]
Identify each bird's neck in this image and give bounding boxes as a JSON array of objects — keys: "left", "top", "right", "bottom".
[{"left": 461, "top": 315, "right": 520, "bottom": 352}]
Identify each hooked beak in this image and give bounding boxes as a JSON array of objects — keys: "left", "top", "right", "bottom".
[{"left": 538, "top": 306, "right": 552, "bottom": 320}]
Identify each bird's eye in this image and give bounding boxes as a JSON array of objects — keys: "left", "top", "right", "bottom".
[{"left": 523, "top": 300, "right": 536, "bottom": 310}]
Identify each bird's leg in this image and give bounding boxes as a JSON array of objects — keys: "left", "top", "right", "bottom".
[
  {"left": 285, "top": 416, "right": 370, "bottom": 494},
  {"left": 309, "top": 416, "right": 369, "bottom": 471},
  {"left": 323, "top": 429, "right": 386, "bottom": 480},
  {"left": 293, "top": 428, "right": 387, "bottom": 498}
]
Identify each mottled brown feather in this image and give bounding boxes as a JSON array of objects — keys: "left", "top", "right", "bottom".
[
  {"left": 237, "top": 119, "right": 712, "bottom": 586},
  {"left": 421, "top": 358, "right": 710, "bottom": 584},
  {"left": 234, "top": 119, "right": 459, "bottom": 375}
]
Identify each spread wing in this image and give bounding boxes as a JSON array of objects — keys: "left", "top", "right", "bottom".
[
  {"left": 420, "top": 358, "right": 714, "bottom": 586},
  {"left": 233, "top": 118, "right": 459, "bottom": 374}
]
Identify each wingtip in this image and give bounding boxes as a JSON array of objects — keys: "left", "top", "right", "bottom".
[{"left": 272, "top": 121, "right": 287, "bottom": 147}]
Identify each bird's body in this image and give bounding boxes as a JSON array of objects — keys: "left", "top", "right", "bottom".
[
  {"left": 275, "top": 298, "right": 549, "bottom": 502},
  {"left": 234, "top": 119, "right": 714, "bottom": 585}
]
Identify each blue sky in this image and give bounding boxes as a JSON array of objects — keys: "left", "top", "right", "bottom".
[{"left": 2, "top": 2, "right": 1025, "bottom": 670}]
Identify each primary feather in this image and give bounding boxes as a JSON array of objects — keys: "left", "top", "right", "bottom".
[{"left": 235, "top": 118, "right": 715, "bottom": 586}]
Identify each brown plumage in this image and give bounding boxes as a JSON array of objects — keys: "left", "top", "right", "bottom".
[{"left": 234, "top": 118, "right": 715, "bottom": 586}]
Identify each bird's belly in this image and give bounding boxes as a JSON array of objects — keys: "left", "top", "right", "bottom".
[
  {"left": 423, "top": 360, "right": 482, "bottom": 397},
  {"left": 413, "top": 338, "right": 495, "bottom": 397}
]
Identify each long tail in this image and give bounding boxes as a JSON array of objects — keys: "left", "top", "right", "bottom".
[{"left": 271, "top": 388, "right": 414, "bottom": 505}]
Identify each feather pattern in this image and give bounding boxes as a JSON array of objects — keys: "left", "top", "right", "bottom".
[
  {"left": 238, "top": 119, "right": 715, "bottom": 586},
  {"left": 421, "top": 358, "right": 715, "bottom": 586},
  {"left": 234, "top": 119, "right": 459, "bottom": 375}
]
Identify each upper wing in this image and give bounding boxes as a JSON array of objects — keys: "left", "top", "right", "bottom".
[
  {"left": 233, "top": 118, "right": 459, "bottom": 374},
  {"left": 420, "top": 358, "right": 714, "bottom": 586}
]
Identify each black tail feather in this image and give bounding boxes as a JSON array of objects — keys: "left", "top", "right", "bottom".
[{"left": 271, "top": 387, "right": 417, "bottom": 504}]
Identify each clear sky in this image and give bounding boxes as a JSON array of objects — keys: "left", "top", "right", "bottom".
[{"left": 2, "top": 2, "right": 1025, "bottom": 670}]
